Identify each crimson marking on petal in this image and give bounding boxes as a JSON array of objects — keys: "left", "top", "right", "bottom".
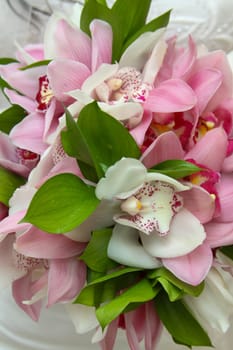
[{"left": 36, "top": 75, "right": 53, "bottom": 111}]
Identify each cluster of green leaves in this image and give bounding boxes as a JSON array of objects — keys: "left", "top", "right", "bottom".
[
  {"left": 81, "top": 0, "right": 170, "bottom": 62},
  {"left": 74, "top": 228, "right": 212, "bottom": 347}
]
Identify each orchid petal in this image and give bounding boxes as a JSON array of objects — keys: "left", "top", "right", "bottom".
[
  {"left": 145, "top": 302, "right": 162, "bottom": 350},
  {"left": 205, "top": 221, "right": 233, "bottom": 248},
  {"left": 140, "top": 208, "right": 206, "bottom": 258},
  {"left": 107, "top": 225, "right": 161, "bottom": 269},
  {"left": 163, "top": 243, "right": 213, "bottom": 285},
  {"left": 188, "top": 68, "right": 222, "bottom": 114},
  {"left": 144, "top": 79, "right": 197, "bottom": 113},
  {"left": 12, "top": 273, "right": 42, "bottom": 321},
  {"left": 215, "top": 173, "right": 233, "bottom": 222},
  {"left": 66, "top": 303, "right": 99, "bottom": 334},
  {"left": 82, "top": 63, "right": 118, "bottom": 96},
  {"left": 5, "top": 89, "right": 36, "bottom": 113},
  {"left": 98, "top": 101, "right": 143, "bottom": 124},
  {"left": 47, "top": 59, "right": 90, "bottom": 101},
  {"left": 141, "top": 131, "right": 184, "bottom": 168},
  {"left": 15, "top": 227, "right": 86, "bottom": 259},
  {"left": 100, "top": 319, "right": 118, "bottom": 350},
  {"left": 181, "top": 185, "right": 215, "bottom": 224},
  {"left": 119, "top": 29, "right": 165, "bottom": 70},
  {"left": 95, "top": 158, "right": 147, "bottom": 200},
  {"left": 185, "top": 127, "right": 228, "bottom": 171},
  {"left": 0, "top": 211, "right": 29, "bottom": 242},
  {"left": 130, "top": 111, "right": 152, "bottom": 146},
  {"left": 47, "top": 258, "right": 86, "bottom": 306},
  {"left": 0, "top": 235, "right": 25, "bottom": 288},
  {"left": 44, "top": 17, "right": 91, "bottom": 68},
  {"left": 10, "top": 113, "right": 47, "bottom": 154},
  {"left": 16, "top": 44, "right": 44, "bottom": 64},
  {"left": 90, "top": 20, "right": 113, "bottom": 72},
  {"left": 142, "top": 39, "right": 167, "bottom": 85},
  {"left": 184, "top": 266, "right": 233, "bottom": 333},
  {"left": 172, "top": 36, "right": 197, "bottom": 78}
]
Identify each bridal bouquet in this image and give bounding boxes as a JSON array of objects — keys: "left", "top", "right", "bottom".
[{"left": 1, "top": 0, "right": 233, "bottom": 349}]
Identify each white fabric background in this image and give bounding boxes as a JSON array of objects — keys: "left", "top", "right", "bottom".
[{"left": 1, "top": 1, "right": 233, "bottom": 349}]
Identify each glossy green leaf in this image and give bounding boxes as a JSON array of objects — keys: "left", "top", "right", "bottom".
[
  {"left": 80, "top": 228, "right": 117, "bottom": 272},
  {"left": 20, "top": 59, "right": 51, "bottom": 71},
  {"left": 122, "top": 10, "right": 171, "bottom": 52},
  {"left": 62, "top": 102, "right": 140, "bottom": 180},
  {"left": 0, "top": 105, "right": 26, "bottom": 134},
  {"left": 61, "top": 108, "right": 98, "bottom": 182},
  {"left": 96, "top": 278, "right": 157, "bottom": 328},
  {"left": 0, "top": 166, "right": 25, "bottom": 206},
  {"left": 157, "top": 277, "right": 183, "bottom": 302},
  {"left": 0, "top": 58, "right": 18, "bottom": 64},
  {"left": 74, "top": 267, "right": 142, "bottom": 306},
  {"left": 147, "top": 268, "right": 204, "bottom": 297},
  {"left": 150, "top": 160, "right": 201, "bottom": 179},
  {"left": 22, "top": 173, "right": 100, "bottom": 233},
  {"left": 155, "top": 292, "right": 212, "bottom": 347}
]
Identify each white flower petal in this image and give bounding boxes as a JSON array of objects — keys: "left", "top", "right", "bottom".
[
  {"left": 119, "top": 28, "right": 165, "bottom": 70},
  {"left": 66, "top": 303, "right": 99, "bottom": 334},
  {"left": 82, "top": 63, "right": 118, "bottom": 95},
  {"left": 145, "top": 172, "right": 190, "bottom": 192},
  {"left": 95, "top": 158, "right": 147, "bottom": 200},
  {"left": 108, "top": 224, "right": 161, "bottom": 269},
  {"left": 140, "top": 208, "right": 206, "bottom": 258},
  {"left": 98, "top": 101, "right": 143, "bottom": 124}
]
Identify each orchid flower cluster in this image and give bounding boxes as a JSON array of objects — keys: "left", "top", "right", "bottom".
[{"left": 1, "top": 0, "right": 233, "bottom": 349}]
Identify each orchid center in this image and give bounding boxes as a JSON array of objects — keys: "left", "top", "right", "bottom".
[
  {"left": 116, "top": 180, "right": 183, "bottom": 236},
  {"left": 36, "top": 75, "right": 54, "bottom": 111}
]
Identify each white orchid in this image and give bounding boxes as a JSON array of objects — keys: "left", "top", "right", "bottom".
[{"left": 95, "top": 158, "right": 206, "bottom": 270}]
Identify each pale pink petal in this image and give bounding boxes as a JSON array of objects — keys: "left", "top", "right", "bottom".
[
  {"left": 172, "top": 36, "right": 197, "bottom": 78},
  {"left": 125, "top": 311, "right": 141, "bottom": 350},
  {"left": 47, "top": 258, "right": 86, "bottom": 306},
  {"left": 205, "top": 221, "right": 233, "bottom": 248},
  {"left": 12, "top": 272, "right": 42, "bottom": 321},
  {"left": 10, "top": 113, "right": 48, "bottom": 154},
  {"left": 181, "top": 185, "right": 215, "bottom": 224},
  {"left": 0, "top": 211, "right": 29, "bottom": 241},
  {"left": 215, "top": 173, "right": 233, "bottom": 222},
  {"left": 5, "top": 89, "right": 36, "bottom": 113},
  {"left": 163, "top": 243, "right": 213, "bottom": 285},
  {"left": 15, "top": 227, "right": 86, "bottom": 259},
  {"left": 141, "top": 131, "right": 184, "bottom": 168},
  {"left": 130, "top": 111, "right": 152, "bottom": 146},
  {"left": 100, "top": 318, "right": 118, "bottom": 350},
  {"left": 45, "top": 18, "right": 91, "bottom": 69},
  {"left": 0, "top": 235, "right": 25, "bottom": 288},
  {"left": 16, "top": 44, "right": 44, "bottom": 63},
  {"left": 145, "top": 302, "right": 162, "bottom": 350},
  {"left": 188, "top": 68, "right": 222, "bottom": 114},
  {"left": 0, "top": 64, "right": 45, "bottom": 99},
  {"left": 90, "top": 20, "right": 113, "bottom": 72},
  {"left": 222, "top": 152, "right": 233, "bottom": 173},
  {"left": 47, "top": 59, "right": 90, "bottom": 101},
  {"left": 144, "top": 79, "right": 197, "bottom": 113},
  {"left": 43, "top": 98, "right": 58, "bottom": 142},
  {"left": 185, "top": 127, "right": 228, "bottom": 171},
  {"left": 140, "top": 208, "right": 206, "bottom": 258}
]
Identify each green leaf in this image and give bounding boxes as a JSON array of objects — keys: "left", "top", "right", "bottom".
[
  {"left": 22, "top": 173, "right": 100, "bottom": 233},
  {"left": 220, "top": 245, "right": 233, "bottom": 261},
  {"left": 147, "top": 268, "right": 204, "bottom": 298},
  {"left": 0, "top": 77, "right": 13, "bottom": 91},
  {"left": 0, "top": 166, "right": 25, "bottom": 206},
  {"left": 157, "top": 277, "right": 183, "bottom": 302},
  {"left": 122, "top": 10, "right": 171, "bottom": 52},
  {"left": 0, "top": 57, "right": 18, "bottom": 64},
  {"left": 19, "top": 59, "right": 51, "bottom": 71},
  {"left": 155, "top": 292, "right": 212, "bottom": 347},
  {"left": 62, "top": 102, "right": 140, "bottom": 180},
  {"left": 77, "top": 102, "right": 141, "bottom": 177},
  {"left": 96, "top": 278, "right": 157, "bottom": 328},
  {"left": 61, "top": 108, "right": 98, "bottom": 182},
  {"left": 150, "top": 160, "right": 201, "bottom": 179},
  {"left": 74, "top": 267, "right": 142, "bottom": 306},
  {"left": 0, "top": 105, "right": 27, "bottom": 134},
  {"left": 80, "top": 228, "right": 117, "bottom": 272}
]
